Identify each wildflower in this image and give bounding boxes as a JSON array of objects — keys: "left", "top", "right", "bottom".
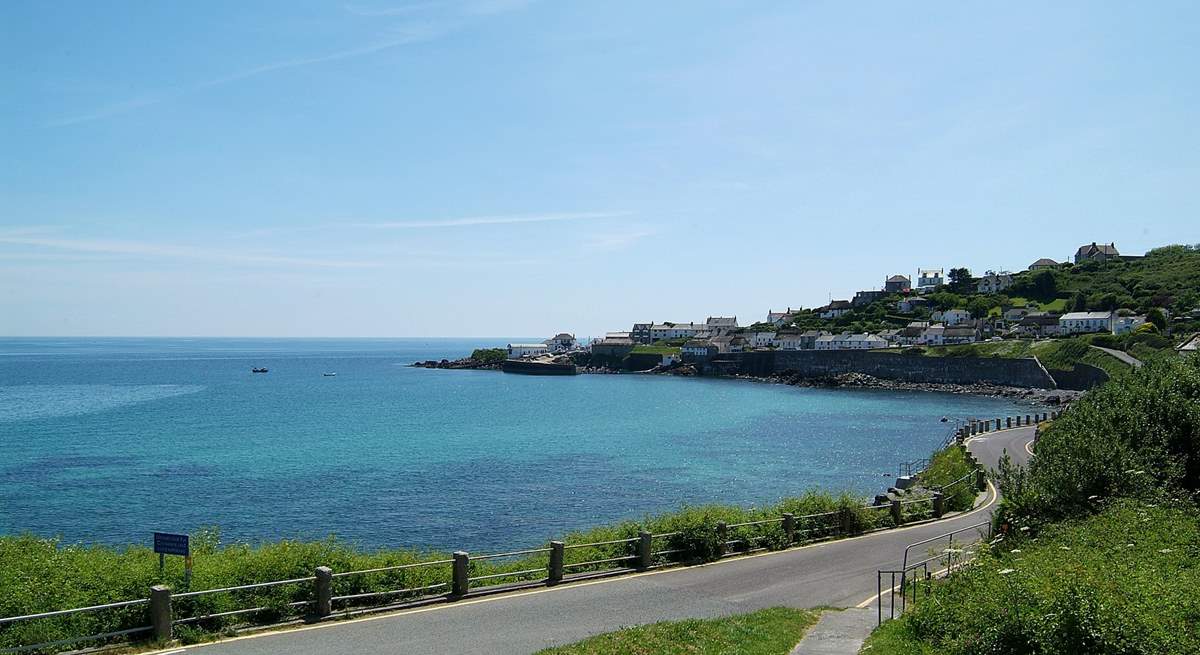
[
  {"left": 1059, "top": 546, "right": 1070, "bottom": 550},
  {"left": 1019, "top": 526, "right": 1030, "bottom": 532},
  {"left": 998, "top": 568, "right": 1015, "bottom": 575},
  {"left": 1159, "top": 548, "right": 1173, "bottom": 554},
  {"left": 1010, "top": 549, "right": 1022, "bottom": 553}
]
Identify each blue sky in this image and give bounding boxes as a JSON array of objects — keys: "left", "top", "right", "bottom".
[{"left": 2, "top": 1, "right": 1197, "bottom": 337}]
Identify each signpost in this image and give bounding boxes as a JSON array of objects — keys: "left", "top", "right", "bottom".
[{"left": 153, "top": 532, "right": 192, "bottom": 587}]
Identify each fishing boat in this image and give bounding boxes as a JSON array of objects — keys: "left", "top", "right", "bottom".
[
  {"left": 251, "top": 367, "right": 268, "bottom": 373},
  {"left": 323, "top": 372, "right": 337, "bottom": 377}
]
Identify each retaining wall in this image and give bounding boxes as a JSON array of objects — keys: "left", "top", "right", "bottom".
[{"left": 709, "top": 350, "right": 1058, "bottom": 389}]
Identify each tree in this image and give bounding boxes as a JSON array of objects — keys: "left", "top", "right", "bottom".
[
  {"left": 948, "top": 267, "right": 973, "bottom": 293},
  {"left": 967, "top": 297, "right": 991, "bottom": 319},
  {"left": 1031, "top": 270, "right": 1057, "bottom": 300},
  {"left": 1072, "top": 290, "right": 1089, "bottom": 312},
  {"left": 1146, "top": 308, "right": 1167, "bottom": 331}
]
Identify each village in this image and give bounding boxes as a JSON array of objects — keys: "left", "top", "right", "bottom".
[{"left": 506, "top": 241, "right": 1192, "bottom": 367}]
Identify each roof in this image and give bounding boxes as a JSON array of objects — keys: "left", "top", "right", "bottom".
[
  {"left": 1076, "top": 242, "right": 1119, "bottom": 257},
  {"left": 594, "top": 337, "right": 634, "bottom": 346},
  {"left": 706, "top": 316, "right": 738, "bottom": 326},
  {"left": 1061, "top": 312, "right": 1113, "bottom": 321},
  {"left": 509, "top": 343, "right": 548, "bottom": 348},
  {"left": 825, "top": 300, "right": 852, "bottom": 310},
  {"left": 918, "top": 269, "right": 942, "bottom": 276},
  {"left": 1019, "top": 314, "right": 1061, "bottom": 326},
  {"left": 651, "top": 322, "right": 702, "bottom": 330},
  {"left": 943, "top": 326, "right": 977, "bottom": 336},
  {"left": 1177, "top": 334, "right": 1200, "bottom": 352},
  {"left": 887, "top": 275, "right": 911, "bottom": 283},
  {"left": 1030, "top": 258, "right": 1058, "bottom": 266},
  {"left": 551, "top": 333, "right": 574, "bottom": 340}
]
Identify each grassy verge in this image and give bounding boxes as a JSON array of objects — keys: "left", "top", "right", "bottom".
[
  {"left": 0, "top": 492, "right": 888, "bottom": 650},
  {"left": 914, "top": 338, "right": 1132, "bottom": 378},
  {"left": 630, "top": 344, "right": 681, "bottom": 355},
  {"left": 862, "top": 499, "right": 1200, "bottom": 655},
  {"left": 917, "top": 444, "right": 976, "bottom": 512},
  {"left": 534, "top": 607, "right": 818, "bottom": 655}
]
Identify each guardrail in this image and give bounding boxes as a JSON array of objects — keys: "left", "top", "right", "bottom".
[
  {"left": 876, "top": 520, "right": 995, "bottom": 625},
  {"left": 2, "top": 418, "right": 1034, "bottom": 654}
]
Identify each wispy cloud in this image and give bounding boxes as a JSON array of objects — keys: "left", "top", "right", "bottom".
[
  {"left": 234, "top": 210, "right": 630, "bottom": 238},
  {"left": 47, "top": 27, "right": 443, "bottom": 127},
  {"left": 0, "top": 236, "right": 382, "bottom": 269},
  {"left": 583, "top": 229, "right": 658, "bottom": 252}
]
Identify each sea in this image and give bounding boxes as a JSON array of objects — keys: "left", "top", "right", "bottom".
[{"left": 0, "top": 338, "right": 1030, "bottom": 553}]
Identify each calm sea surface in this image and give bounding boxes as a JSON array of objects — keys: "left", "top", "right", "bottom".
[{"left": 0, "top": 338, "right": 1030, "bottom": 552}]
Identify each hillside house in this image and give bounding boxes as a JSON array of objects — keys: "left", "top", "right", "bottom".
[
  {"left": 818, "top": 300, "right": 852, "bottom": 320},
  {"left": 917, "top": 268, "right": 944, "bottom": 290},
  {"left": 1060, "top": 311, "right": 1113, "bottom": 335},
  {"left": 853, "top": 290, "right": 887, "bottom": 307},
  {"left": 815, "top": 332, "right": 888, "bottom": 350},
  {"left": 749, "top": 331, "right": 777, "bottom": 348},
  {"left": 884, "top": 275, "right": 912, "bottom": 293},
  {"left": 766, "top": 308, "right": 800, "bottom": 327},
  {"left": 1015, "top": 313, "right": 1061, "bottom": 338},
  {"left": 1112, "top": 315, "right": 1147, "bottom": 335},
  {"left": 681, "top": 339, "right": 717, "bottom": 360},
  {"left": 897, "top": 297, "right": 930, "bottom": 313},
  {"left": 1074, "top": 242, "right": 1120, "bottom": 264},
  {"left": 650, "top": 322, "right": 704, "bottom": 341},
  {"left": 507, "top": 343, "right": 549, "bottom": 358},
  {"left": 710, "top": 334, "right": 747, "bottom": 353},
  {"left": 897, "top": 321, "right": 930, "bottom": 346},
  {"left": 706, "top": 316, "right": 739, "bottom": 334},
  {"left": 932, "top": 308, "right": 972, "bottom": 326},
  {"left": 880, "top": 328, "right": 902, "bottom": 344},
  {"left": 942, "top": 326, "right": 979, "bottom": 344},
  {"left": 976, "top": 271, "right": 1014, "bottom": 294},
  {"left": 1029, "top": 258, "right": 1058, "bottom": 271},
  {"left": 631, "top": 323, "right": 652, "bottom": 344}
]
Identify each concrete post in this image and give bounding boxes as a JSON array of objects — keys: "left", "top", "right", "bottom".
[
  {"left": 315, "top": 566, "right": 332, "bottom": 617},
  {"left": 1006, "top": 417, "right": 1012, "bottom": 428},
  {"left": 548, "top": 541, "right": 564, "bottom": 583},
  {"left": 1026, "top": 414, "right": 1031, "bottom": 425},
  {"left": 716, "top": 522, "right": 728, "bottom": 557},
  {"left": 150, "top": 585, "right": 172, "bottom": 642},
  {"left": 637, "top": 531, "right": 652, "bottom": 570},
  {"left": 782, "top": 513, "right": 796, "bottom": 543},
  {"left": 933, "top": 492, "right": 945, "bottom": 518},
  {"left": 996, "top": 418, "right": 1001, "bottom": 430},
  {"left": 452, "top": 551, "right": 470, "bottom": 596},
  {"left": 975, "top": 469, "right": 987, "bottom": 492},
  {"left": 839, "top": 508, "right": 853, "bottom": 536},
  {"left": 890, "top": 499, "right": 903, "bottom": 526}
]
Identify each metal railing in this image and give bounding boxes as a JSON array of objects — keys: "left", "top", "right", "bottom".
[{"left": 875, "top": 520, "right": 993, "bottom": 625}]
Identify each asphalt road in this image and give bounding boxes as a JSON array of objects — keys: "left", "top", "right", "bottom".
[{"left": 161, "top": 427, "right": 1036, "bottom": 655}]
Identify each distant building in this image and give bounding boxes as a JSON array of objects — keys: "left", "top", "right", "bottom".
[
  {"left": 897, "top": 297, "right": 930, "bottom": 313},
  {"left": 650, "top": 322, "right": 704, "bottom": 341},
  {"left": 942, "top": 326, "right": 979, "bottom": 344},
  {"left": 897, "top": 321, "right": 930, "bottom": 346},
  {"left": 631, "top": 323, "right": 652, "bottom": 344},
  {"left": 884, "top": 275, "right": 912, "bottom": 293},
  {"left": 879, "top": 328, "right": 902, "bottom": 344},
  {"left": 1074, "top": 242, "right": 1120, "bottom": 264},
  {"left": 1003, "top": 307, "right": 1032, "bottom": 322},
  {"left": 766, "top": 308, "right": 800, "bottom": 327},
  {"left": 976, "top": 271, "right": 1014, "bottom": 294},
  {"left": 749, "top": 331, "right": 777, "bottom": 349},
  {"left": 818, "top": 300, "right": 853, "bottom": 320},
  {"left": 853, "top": 290, "right": 887, "bottom": 307},
  {"left": 681, "top": 339, "right": 717, "bottom": 360},
  {"left": 545, "top": 333, "right": 577, "bottom": 353},
  {"left": 932, "top": 308, "right": 972, "bottom": 326},
  {"left": 1177, "top": 333, "right": 1200, "bottom": 353},
  {"left": 1015, "top": 313, "right": 1061, "bottom": 338},
  {"left": 917, "top": 269, "right": 944, "bottom": 290},
  {"left": 918, "top": 324, "right": 946, "bottom": 346},
  {"left": 507, "top": 343, "right": 549, "bottom": 358},
  {"left": 711, "top": 334, "right": 747, "bottom": 354},
  {"left": 706, "top": 316, "right": 739, "bottom": 334},
  {"left": 1060, "top": 311, "right": 1114, "bottom": 335},
  {"left": 815, "top": 332, "right": 888, "bottom": 350},
  {"left": 1112, "top": 315, "right": 1146, "bottom": 335},
  {"left": 1029, "top": 258, "right": 1058, "bottom": 271}
]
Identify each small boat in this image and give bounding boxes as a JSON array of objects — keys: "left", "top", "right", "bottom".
[
  {"left": 322, "top": 372, "right": 337, "bottom": 377},
  {"left": 251, "top": 367, "right": 269, "bottom": 373}
]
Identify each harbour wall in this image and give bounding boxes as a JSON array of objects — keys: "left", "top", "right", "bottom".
[{"left": 704, "top": 350, "right": 1059, "bottom": 389}]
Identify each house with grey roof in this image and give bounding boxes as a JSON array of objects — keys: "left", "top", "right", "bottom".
[
  {"left": 1029, "top": 258, "right": 1058, "bottom": 271},
  {"left": 1074, "top": 242, "right": 1120, "bottom": 264}
]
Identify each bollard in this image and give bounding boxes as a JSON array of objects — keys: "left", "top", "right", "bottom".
[
  {"left": 315, "top": 566, "right": 332, "bottom": 617},
  {"left": 1016, "top": 415, "right": 1021, "bottom": 426},
  {"left": 1026, "top": 414, "right": 1031, "bottom": 425},
  {"left": 782, "top": 513, "right": 796, "bottom": 543},
  {"left": 996, "top": 418, "right": 1001, "bottom": 430},
  {"left": 933, "top": 492, "right": 945, "bottom": 518},
  {"left": 890, "top": 499, "right": 902, "bottom": 526},
  {"left": 548, "top": 541, "right": 564, "bottom": 583},
  {"left": 716, "top": 521, "right": 728, "bottom": 557},
  {"left": 452, "top": 551, "right": 470, "bottom": 596},
  {"left": 150, "top": 585, "right": 172, "bottom": 642},
  {"left": 1006, "top": 417, "right": 1011, "bottom": 428},
  {"left": 637, "top": 531, "right": 652, "bottom": 570},
  {"left": 975, "top": 469, "right": 986, "bottom": 492},
  {"left": 839, "top": 507, "right": 853, "bottom": 536}
]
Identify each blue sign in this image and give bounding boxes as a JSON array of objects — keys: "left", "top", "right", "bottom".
[{"left": 153, "top": 532, "right": 190, "bottom": 557}]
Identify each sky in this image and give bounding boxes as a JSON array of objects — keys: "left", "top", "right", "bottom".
[{"left": 1, "top": 1, "right": 1198, "bottom": 338}]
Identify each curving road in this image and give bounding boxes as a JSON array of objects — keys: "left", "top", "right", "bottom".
[{"left": 154, "top": 427, "right": 1036, "bottom": 655}]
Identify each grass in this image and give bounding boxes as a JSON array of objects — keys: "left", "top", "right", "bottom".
[
  {"left": 630, "top": 344, "right": 682, "bottom": 356},
  {"left": 533, "top": 607, "right": 818, "bottom": 655},
  {"left": 918, "top": 444, "right": 976, "bottom": 512},
  {"left": 913, "top": 338, "right": 1133, "bottom": 378},
  {"left": 861, "top": 499, "right": 1200, "bottom": 655},
  {"left": 0, "top": 492, "right": 889, "bottom": 650}
]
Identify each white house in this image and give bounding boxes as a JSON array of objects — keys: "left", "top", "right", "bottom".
[
  {"left": 774, "top": 330, "right": 804, "bottom": 351},
  {"left": 918, "top": 324, "right": 946, "bottom": 346},
  {"left": 545, "top": 333, "right": 577, "bottom": 353},
  {"left": 507, "top": 343, "right": 549, "bottom": 358},
  {"left": 1112, "top": 315, "right": 1146, "bottom": 335},
  {"left": 976, "top": 271, "right": 1014, "bottom": 294},
  {"left": 650, "top": 322, "right": 704, "bottom": 341},
  {"left": 897, "top": 321, "right": 930, "bottom": 345},
  {"left": 1059, "top": 311, "right": 1114, "bottom": 335},
  {"left": 942, "top": 326, "right": 978, "bottom": 344},
  {"left": 706, "top": 316, "right": 739, "bottom": 334},
  {"left": 711, "top": 335, "right": 747, "bottom": 353},
  {"left": 897, "top": 297, "right": 930, "bottom": 313},
  {"left": 818, "top": 300, "right": 852, "bottom": 320},
  {"left": 932, "top": 308, "right": 972, "bottom": 326},
  {"left": 917, "top": 268, "right": 944, "bottom": 290},
  {"left": 749, "top": 331, "right": 777, "bottom": 348},
  {"left": 766, "top": 308, "right": 799, "bottom": 326},
  {"left": 814, "top": 332, "right": 888, "bottom": 350}
]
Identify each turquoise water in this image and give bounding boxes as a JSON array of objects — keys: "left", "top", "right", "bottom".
[{"left": 0, "top": 338, "right": 1029, "bottom": 552}]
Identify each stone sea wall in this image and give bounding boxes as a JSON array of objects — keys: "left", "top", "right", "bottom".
[{"left": 706, "top": 350, "right": 1059, "bottom": 389}]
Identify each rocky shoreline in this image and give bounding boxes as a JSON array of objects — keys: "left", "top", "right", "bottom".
[
  {"left": 411, "top": 357, "right": 500, "bottom": 370},
  {"left": 653, "top": 363, "right": 1077, "bottom": 404}
]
